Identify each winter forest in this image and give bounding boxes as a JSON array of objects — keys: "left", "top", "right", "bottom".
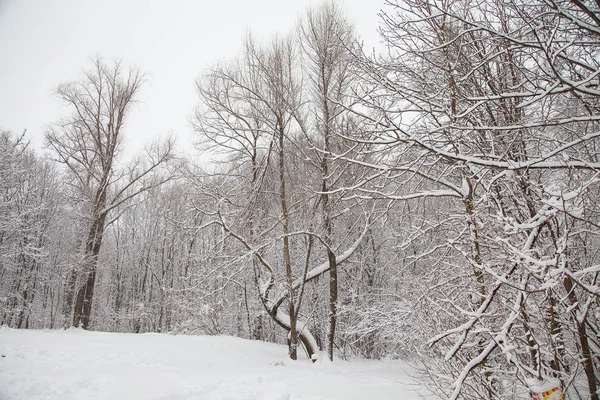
[{"left": 1, "top": 0, "right": 600, "bottom": 398}]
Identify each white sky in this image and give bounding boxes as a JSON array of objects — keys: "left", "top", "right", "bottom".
[{"left": 0, "top": 0, "right": 384, "bottom": 159}]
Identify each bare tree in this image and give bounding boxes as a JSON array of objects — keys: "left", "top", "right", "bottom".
[
  {"left": 215, "top": 34, "right": 311, "bottom": 360},
  {"left": 46, "top": 58, "right": 175, "bottom": 330},
  {"left": 193, "top": 28, "right": 378, "bottom": 361},
  {"left": 299, "top": 1, "right": 355, "bottom": 361}
]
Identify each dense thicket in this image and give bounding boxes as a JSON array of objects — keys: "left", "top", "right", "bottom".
[{"left": 1, "top": 0, "right": 598, "bottom": 398}]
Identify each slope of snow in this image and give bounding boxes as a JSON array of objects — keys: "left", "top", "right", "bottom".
[{"left": 0, "top": 327, "right": 424, "bottom": 400}]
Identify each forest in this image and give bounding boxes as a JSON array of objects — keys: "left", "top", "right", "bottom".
[{"left": 1, "top": 0, "right": 599, "bottom": 399}]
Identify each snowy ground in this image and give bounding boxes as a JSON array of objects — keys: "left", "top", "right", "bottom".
[{"left": 0, "top": 327, "right": 426, "bottom": 400}]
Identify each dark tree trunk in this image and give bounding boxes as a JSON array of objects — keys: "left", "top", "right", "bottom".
[
  {"left": 63, "top": 268, "right": 77, "bottom": 328},
  {"left": 321, "top": 120, "right": 338, "bottom": 362},
  {"left": 277, "top": 121, "right": 298, "bottom": 360},
  {"left": 326, "top": 246, "right": 337, "bottom": 361},
  {"left": 73, "top": 198, "right": 108, "bottom": 329},
  {"left": 73, "top": 268, "right": 97, "bottom": 330}
]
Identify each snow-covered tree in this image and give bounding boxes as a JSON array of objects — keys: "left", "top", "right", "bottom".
[{"left": 349, "top": 0, "right": 600, "bottom": 397}]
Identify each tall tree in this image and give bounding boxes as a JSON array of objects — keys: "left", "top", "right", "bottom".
[
  {"left": 194, "top": 30, "right": 375, "bottom": 361},
  {"left": 299, "top": 1, "right": 354, "bottom": 361},
  {"left": 46, "top": 58, "right": 174, "bottom": 329}
]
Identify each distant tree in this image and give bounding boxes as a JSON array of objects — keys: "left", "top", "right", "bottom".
[{"left": 0, "top": 130, "right": 60, "bottom": 328}]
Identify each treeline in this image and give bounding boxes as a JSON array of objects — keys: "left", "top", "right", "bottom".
[{"left": 1, "top": 0, "right": 599, "bottom": 399}]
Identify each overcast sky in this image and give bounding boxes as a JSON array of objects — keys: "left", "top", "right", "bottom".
[{"left": 0, "top": 0, "right": 384, "bottom": 158}]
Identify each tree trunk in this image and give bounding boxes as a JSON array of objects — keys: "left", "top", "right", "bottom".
[
  {"left": 73, "top": 268, "right": 98, "bottom": 330},
  {"left": 321, "top": 90, "right": 338, "bottom": 362},
  {"left": 63, "top": 268, "right": 77, "bottom": 328},
  {"left": 73, "top": 201, "right": 108, "bottom": 329},
  {"left": 326, "top": 247, "right": 337, "bottom": 361},
  {"left": 277, "top": 121, "right": 298, "bottom": 360},
  {"left": 563, "top": 275, "right": 598, "bottom": 400}
]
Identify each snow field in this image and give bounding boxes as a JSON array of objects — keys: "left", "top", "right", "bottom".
[{"left": 0, "top": 328, "right": 424, "bottom": 400}]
